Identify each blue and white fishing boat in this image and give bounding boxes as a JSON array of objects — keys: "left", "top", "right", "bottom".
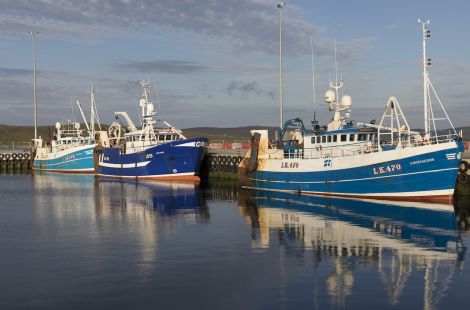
[
  {"left": 96, "top": 81, "right": 207, "bottom": 181},
  {"left": 239, "top": 20, "right": 464, "bottom": 203},
  {"left": 32, "top": 88, "right": 107, "bottom": 173}
]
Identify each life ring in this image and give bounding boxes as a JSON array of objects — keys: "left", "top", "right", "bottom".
[
  {"left": 17, "top": 153, "right": 24, "bottom": 159},
  {"left": 459, "top": 161, "right": 468, "bottom": 173},
  {"left": 458, "top": 173, "right": 468, "bottom": 184},
  {"left": 0, "top": 154, "right": 4, "bottom": 159},
  {"left": 5, "top": 153, "right": 11, "bottom": 159}
]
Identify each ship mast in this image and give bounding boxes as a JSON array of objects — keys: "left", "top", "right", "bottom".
[
  {"left": 418, "top": 19, "right": 430, "bottom": 135},
  {"left": 277, "top": 2, "right": 286, "bottom": 128}
]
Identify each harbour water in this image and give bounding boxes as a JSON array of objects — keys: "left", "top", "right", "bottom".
[{"left": 1, "top": 172, "right": 470, "bottom": 309}]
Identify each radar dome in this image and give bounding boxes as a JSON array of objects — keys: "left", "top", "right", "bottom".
[
  {"left": 55, "top": 122, "right": 61, "bottom": 129},
  {"left": 139, "top": 99, "right": 146, "bottom": 107},
  {"left": 341, "top": 95, "right": 352, "bottom": 108},
  {"left": 324, "top": 90, "right": 335, "bottom": 103},
  {"left": 74, "top": 122, "right": 80, "bottom": 130}
]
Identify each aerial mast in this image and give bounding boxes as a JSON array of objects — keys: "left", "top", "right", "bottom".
[
  {"left": 89, "top": 86, "right": 95, "bottom": 136},
  {"left": 418, "top": 19, "right": 431, "bottom": 135},
  {"left": 329, "top": 40, "right": 343, "bottom": 103},
  {"left": 310, "top": 36, "right": 317, "bottom": 116}
]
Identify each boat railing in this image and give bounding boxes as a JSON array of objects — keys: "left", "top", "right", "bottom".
[{"left": 281, "top": 133, "right": 457, "bottom": 160}]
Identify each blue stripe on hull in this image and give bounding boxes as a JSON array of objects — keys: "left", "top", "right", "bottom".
[
  {"left": 97, "top": 137, "right": 207, "bottom": 178},
  {"left": 246, "top": 143, "right": 463, "bottom": 198},
  {"left": 33, "top": 146, "right": 95, "bottom": 173}
]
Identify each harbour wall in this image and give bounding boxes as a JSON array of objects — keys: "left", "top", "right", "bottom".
[{"left": 0, "top": 151, "right": 31, "bottom": 170}]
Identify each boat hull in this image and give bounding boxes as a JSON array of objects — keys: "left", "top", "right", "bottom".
[
  {"left": 33, "top": 145, "right": 95, "bottom": 173},
  {"left": 240, "top": 140, "right": 464, "bottom": 203},
  {"left": 96, "top": 137, "right": 208, "bottom": 181}
]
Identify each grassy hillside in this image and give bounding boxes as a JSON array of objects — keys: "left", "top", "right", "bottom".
[
  {"left": 1, "top": 123, "right": 469, "bottom": 148},
  {"left": 0, "top": 124, "right": 277, "bottom": 147},
  {"left": 182, "top": 126, "right": 278, "bottom": 142}
]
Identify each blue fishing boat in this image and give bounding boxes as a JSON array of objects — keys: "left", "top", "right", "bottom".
[
  {"left": 96, "top": 81, "right": 207, "bottom": 181},
  {"left": 239, "top": 21, "right": 464, "bottom": 203},
  {"left": 32, "top": 88, "right": 106, "bottom": 173}
]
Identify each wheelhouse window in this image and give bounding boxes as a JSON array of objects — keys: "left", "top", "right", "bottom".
[
  {"left": 316, "top": 136, "right": 320, "bottom": 143},
  {"left": 327, "top": 136, "right": 332, "bottom": 143},
  {"left": 311, "top": 137, "right": 316, "bottom": 144},
  {"left": 333, "top": 135, "right": 338, "bottom": 142},
  {"left": 341, "top": 134, "right": 347, "bottom": 142},
  {"left": 350, "top": 134, "right": 355, "bottom": 141},
  {"left": 358, "top": 134, "right": 367, "bottom": 141},
  {"left": 321, "top": 136, "right": 326, "bottom": 143},
  {"left": 165, "top": 134, "right": 172, "bottom": 141}
]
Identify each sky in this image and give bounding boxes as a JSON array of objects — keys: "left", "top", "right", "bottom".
[{"left": 0, "top": 0, "right": 469, "bottom": 130}]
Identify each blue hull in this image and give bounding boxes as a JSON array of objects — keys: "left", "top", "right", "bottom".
[
  {"left": 97, "top": 137, "right": 207, "bottom": 180},
  {"left": 33, "top": 145, "right": 95, "bottom": 173},
  {"left": 243, "top": 141, "right": 464, "bottom": 202}
]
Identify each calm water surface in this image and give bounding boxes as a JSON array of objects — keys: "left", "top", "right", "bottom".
[{"left": 1, "top": 172, "right": 470, "bottom": 309}]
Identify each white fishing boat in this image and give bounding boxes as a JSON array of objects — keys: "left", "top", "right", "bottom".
[
  {"left": 239, "top": 20, "right": 464, "bottom": 203},
  {"left": 32, "top": 88, "right": 108, "bottom": 173}
]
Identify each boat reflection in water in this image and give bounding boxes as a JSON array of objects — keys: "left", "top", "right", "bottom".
[
  {"left": 238, "top": 190, "right": 464, "bottom": 309},
  {"left": 32, "top": 172, "right": 208, "bottom": 277},
  {"left": 32, "top": 172, "right": 208, "bottom": 220},
  {"left": 95, "top": 179, "right": 209, "bottom": 220}
]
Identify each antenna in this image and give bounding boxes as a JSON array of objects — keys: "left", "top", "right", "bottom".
[
  {"left": 310, "top": 36, "right": 317, "bottom": 115},
  {"left": 417, "top": 18, "right": 430, "bottom": 135},
  {"left": 329, "top": 40, "right": 344, "bottom": 104},
  {"left": 89, "top": 86, "right": 95, "bottom": 136}
]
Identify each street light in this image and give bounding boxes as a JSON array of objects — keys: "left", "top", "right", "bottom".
[
  {"left": 277, "top": 2, "right": 286, "bottom": 128},
  {"left": 29, "top": 31, "right": 39, "bottom": 139}
]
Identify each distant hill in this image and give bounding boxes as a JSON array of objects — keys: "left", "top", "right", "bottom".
[
  {"left": 0, "top": 124, "right": 278, "bottom": 147},
  {"left": 182, "top": 126, "right": 278, "bottom": 142},
  {"left": 1, "top": 123, "right": 469, "bottom": 148}
]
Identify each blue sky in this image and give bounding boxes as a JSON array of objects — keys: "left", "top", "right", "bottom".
[{"left": 0, "top": 0, "right": 469, "bottom": 129}]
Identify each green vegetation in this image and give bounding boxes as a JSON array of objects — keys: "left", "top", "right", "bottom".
[
  {"left": 0, "top": 124, "right": 279, "bottom": 147},
  {"left": 2, "top": 123, "right": 468, "bottom": 149}
]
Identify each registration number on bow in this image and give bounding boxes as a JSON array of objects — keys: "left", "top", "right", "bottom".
[
  {"left": 373, "top": 163, "right": 402, "bottom": 175},
  {"left": 281, "top": 162, "right": 299, "bottom": 168}
]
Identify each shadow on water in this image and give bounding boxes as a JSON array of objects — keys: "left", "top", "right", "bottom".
[{"left": 454, "top": 190, "right": 470, "bottom": 232}]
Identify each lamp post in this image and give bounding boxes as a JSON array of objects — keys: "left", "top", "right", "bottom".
[
  {"left": 277, "top": 2, "right": 286, "bottom": 129},
  {"left": 29, "top": 31, "right": 39, "bottom": 139}
]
